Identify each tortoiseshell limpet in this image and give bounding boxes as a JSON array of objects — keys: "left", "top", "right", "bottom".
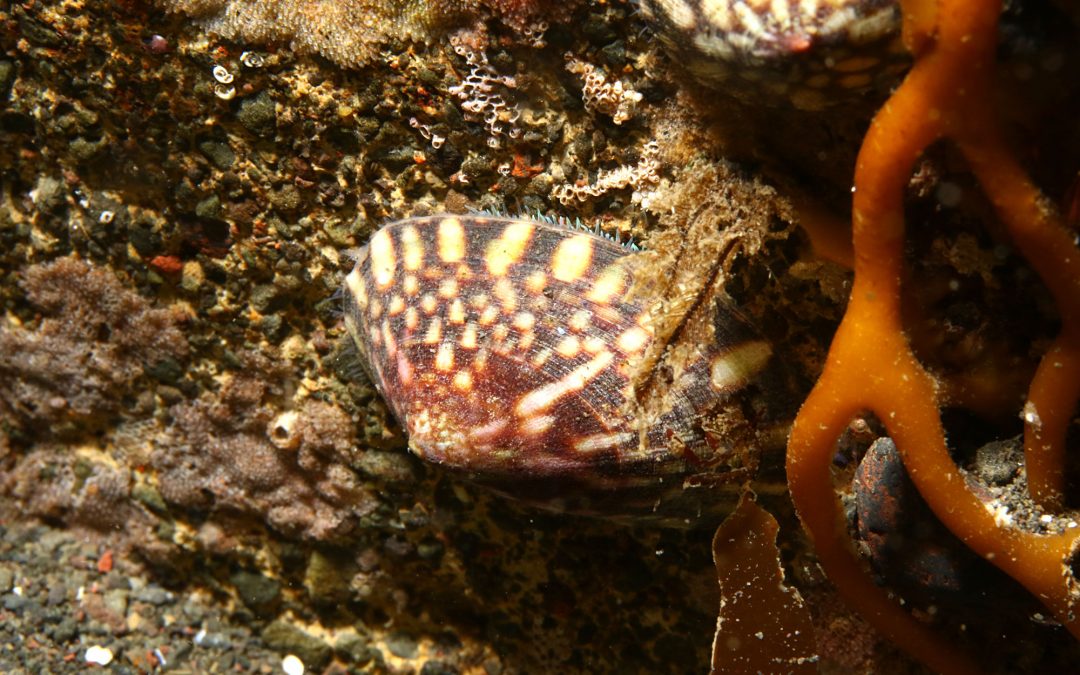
[{"left": 343, "top": 215, "right": 791, "bottom": 525}]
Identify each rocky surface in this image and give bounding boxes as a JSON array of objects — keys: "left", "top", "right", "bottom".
[{"left": 1, "top": 0, "right": 1078, "bottom": 673}]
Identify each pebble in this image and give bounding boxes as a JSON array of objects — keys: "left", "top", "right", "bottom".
[
  {"left": 238, "top": 91, "right": 278, "bottom": 137},
  {"left": 282, "top": 653, "right": 306, "bottom": 675},
  {"left": 132, "top": 584, "right": 174, "bottom": 606},
  {"left": 386, "top": 630, "right": 419, "bottom": 659},
  {"left": 230, "top": 569, "right": 281, "bottom": 609},
  {"left": 84, "top": 645, "right": 113, "bottom": 665},
  {"left": 261, "top": 620, "right": 332, "bottom": 670}
]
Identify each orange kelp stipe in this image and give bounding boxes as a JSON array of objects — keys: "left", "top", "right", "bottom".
[{"left": 786, "top": 0, "right": 1080, "bottom": 672}]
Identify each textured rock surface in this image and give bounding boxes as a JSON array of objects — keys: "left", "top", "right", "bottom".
[{"left": 1, "top": 0, "right": 1078, "bottom": 672}]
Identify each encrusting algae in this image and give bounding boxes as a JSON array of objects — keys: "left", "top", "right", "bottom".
[{"left": 162, "top": 0, "right": 580, "bottom": 67}]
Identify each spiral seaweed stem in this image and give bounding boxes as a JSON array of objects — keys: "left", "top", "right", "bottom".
[{"left": 786, "top": 0, "right": 1080, "bottom": 671}]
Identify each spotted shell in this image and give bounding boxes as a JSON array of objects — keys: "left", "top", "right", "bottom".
[
  {"left": 343, "top": 215, "right": 788, "bottom": 523},
  {"left": 638, "top": 0, "right": 906, "bottom": 110}
]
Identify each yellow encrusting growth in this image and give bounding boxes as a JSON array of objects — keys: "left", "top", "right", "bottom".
[
  {"left": 369, "top": 229, "right": 396, "bottom": 289},
  {"left": 401, "top": 225, "right": 425, "bottom": 271},
  {"left": 585, "top": 264, "right": 627, "bottom": 304},
  {"left": 485, "top": 221, "right": 534, "bottom": 276},
  {"left": 708, "top": 340, "right": 772, "bottom": 391},
  {"left": 437, "top": 217, "right": 467, "bottom": 263},
  {"left": 435, "top": 341, "right": 455, "bottom": 371},
  {"left": 551, "top": 234, "right": 594, "bottom": 282}
]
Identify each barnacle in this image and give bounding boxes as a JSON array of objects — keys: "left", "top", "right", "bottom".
[
  {"left": 564, "top": 54, "right": 643, "bottom": 126},
  {"left": 786, "top": 0, "right": 1080, "bottom": 671},
  {"left": 552, "top": 140, "right": 661, "bottom": 207},
  {"left": 447, "top": 40, "right": 522, "bottom": 147}
]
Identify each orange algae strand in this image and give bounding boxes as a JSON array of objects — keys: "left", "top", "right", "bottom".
[
  {"left": 710, "top": 496, "right": 817, "bottom": 675},
  {"left": 787, "top": 190, "right": 854, "bottom": 269},
  {"left": 786, "top": 0, "right": 1080, "bottom": 671}
]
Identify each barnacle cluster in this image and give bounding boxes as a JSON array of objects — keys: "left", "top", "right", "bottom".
[
  {"left": 787, "top": 0, "right": 1080, "bottom": 671},
  {"left": 551, "top": 140, "right": 661, "bottom": 207},
  {"left": 564, "top": 54, "right": 642, "bottom": 126},
  {"left": 447, "top": 39, "right": 523, "bottom": 147}
]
